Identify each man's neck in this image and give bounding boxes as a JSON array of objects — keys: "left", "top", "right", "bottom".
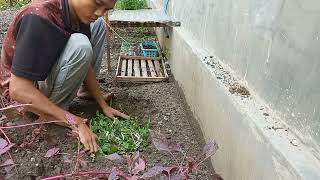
[{"left": 67, "top": 0, "right": 80, "bottom": 30}]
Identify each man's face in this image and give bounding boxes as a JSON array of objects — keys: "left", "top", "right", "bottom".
[{"left": 73, "top": 0, "right": 116, "bottom": 24}]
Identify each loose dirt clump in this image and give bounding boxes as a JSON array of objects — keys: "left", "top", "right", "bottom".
[{"left": 229, "top": 84, "right": 250, "bottom": 97}]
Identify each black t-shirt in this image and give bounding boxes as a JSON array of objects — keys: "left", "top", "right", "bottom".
[{"left": 0, "top": 0, "right": 91, "bottom": 91}]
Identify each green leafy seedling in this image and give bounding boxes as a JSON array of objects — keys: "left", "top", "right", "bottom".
[{"left": 90, "top": 112, "right": 151, "bottom": 155}]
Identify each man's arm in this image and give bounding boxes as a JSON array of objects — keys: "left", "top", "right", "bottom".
[
  {"left": 9, "top": 73, "right": 98, "bottom": 153},
  {"left": 83, "top": 66, "right": 129, "bottom": 119}
]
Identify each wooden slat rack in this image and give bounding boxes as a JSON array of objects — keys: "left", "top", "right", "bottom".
[{"left": 115, "top": 56, "right": 169, "bottom": 82}]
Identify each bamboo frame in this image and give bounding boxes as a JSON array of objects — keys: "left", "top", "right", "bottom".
[{"left": 105, "top": 10, "right": 179, "bottom": 72}]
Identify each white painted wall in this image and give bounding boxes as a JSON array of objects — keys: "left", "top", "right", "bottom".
[
  {"left": 150, "top": 0, "right": 320, "bottom": 158},
  {"left": 148, "top": 0, "right": 320, "bottom": 179}
]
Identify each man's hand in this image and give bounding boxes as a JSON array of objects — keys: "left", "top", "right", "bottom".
[
  {"left": 103, "top": 106, "right": 129, "bottom": 119},
  {"left": 78, "top": 123, "right": 98, "bottom": 153},
  {"left": 82, "top": 67, "right": 129, "bottom": 120}
]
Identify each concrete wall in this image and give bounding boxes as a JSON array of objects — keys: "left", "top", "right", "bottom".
[{"left": 148, "top": 0, "right": 320, "bottom": 179}]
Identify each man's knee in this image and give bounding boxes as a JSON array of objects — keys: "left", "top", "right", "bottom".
[
  {"left": 96, "top": 17, "right": 106, "bottom": 32},
  {"left": 68, "top": 33, "right": 93, "bottom": 64},
  {"left": 92, "top": 17, "right": 107, "bottom": 37}
]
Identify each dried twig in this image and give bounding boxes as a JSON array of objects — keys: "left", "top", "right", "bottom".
[
  {"left": 0, "top": 120, "right": 60, "bottom": 129},
  {"left": 0, "top": 127, "right": 18, "bottom": 174},
  {"left": 0, "top": 103, "right": 31, "bottom": 111},
  {"left": 106, "top": 22, "right": 130, "bottom": 44},
  {"left": 41, "top": 170, "right": 130, "bottom": 180},
  {"left": 0, "top": 128, "right": 11, "bottom": 144}
]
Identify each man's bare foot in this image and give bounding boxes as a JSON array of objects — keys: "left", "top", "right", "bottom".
[{"left": 77, "top": 87, "right": 114, "bottom": 101}]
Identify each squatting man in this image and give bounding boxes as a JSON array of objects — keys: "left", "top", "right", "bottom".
[{"left": 0, "top": 0, "right": 128, "bottom": 153}]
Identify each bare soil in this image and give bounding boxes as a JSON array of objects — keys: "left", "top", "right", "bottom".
[{"left": 0, "top": 9, "right": 217, "bottom": 179}]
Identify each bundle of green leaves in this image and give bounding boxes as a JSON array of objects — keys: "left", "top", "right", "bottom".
[{"left": 90, "top": 112, "right": 151, "bottom": 155}]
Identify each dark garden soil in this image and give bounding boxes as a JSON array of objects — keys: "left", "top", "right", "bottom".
[{"left": 0, "top": 8, "right": 218, "bottom": 180}]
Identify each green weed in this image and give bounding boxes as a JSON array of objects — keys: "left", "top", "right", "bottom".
[
  {"left": 90, "top": 112, "right": 151, "bottom": 155},
  {"left": 133, "top": 27, "right": 148, "bottom": 34},
  {"left": 115, "top": 0, "right": 147, "bottom": 10},
  {"left": 0, "top": 0, "right": 30, "bottom": 10}
]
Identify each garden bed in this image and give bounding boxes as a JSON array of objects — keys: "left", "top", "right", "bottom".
[{"left": 0, "top": 8, "right": 219, "bottom": 180}]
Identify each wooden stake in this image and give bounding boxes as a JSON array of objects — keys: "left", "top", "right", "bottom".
[
  {"left": 121, "top": 55, "right": 161, "bottom": 61},
  {"left": 127, "top": 59, "right": 133, "bottom": 77},
  {"left": 105, "top": 12, "right": 112, "bottom": 72},
  {"left": 147, "top": 60, "right": 157, "bottom": 77},
  {"left": 116, "top": 76, "right": 167, "bottom": 82},
  {"left": 115, "top": 55, "right": 121, "bottom": 76},
  {"left": 154, "top": 60, "right": 163, "bottom": 77},
  {"left": 134, "top": 59, "right": 140, "bottom": 77},
  {"left": 121, "top": 59, "right": 127, "bottom": 76},
  {"left": 140, "top": 60, "right": 148, "bottom": 77}
]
